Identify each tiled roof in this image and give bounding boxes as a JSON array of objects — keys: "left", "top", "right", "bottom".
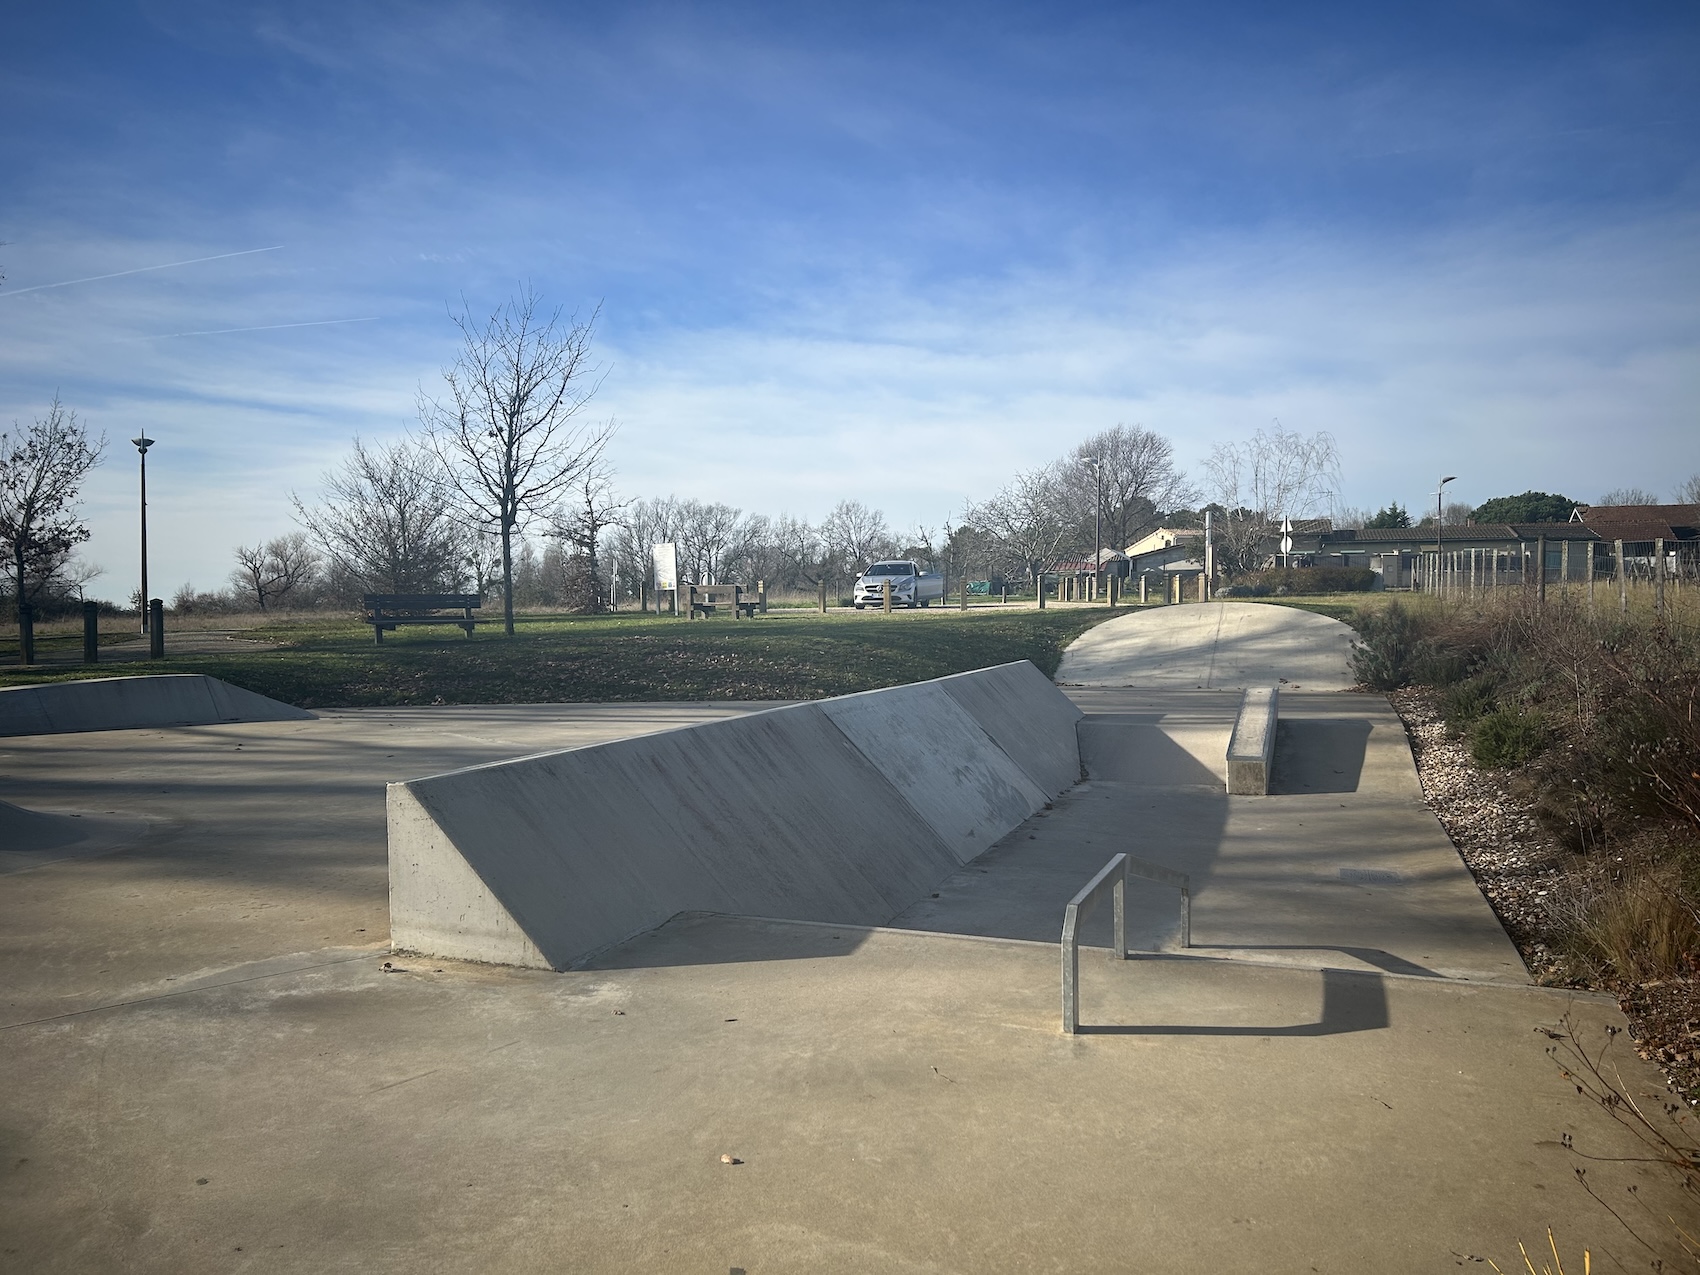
[{"left": 1575, "top": 504, "right": 1700, "bottom": 543}]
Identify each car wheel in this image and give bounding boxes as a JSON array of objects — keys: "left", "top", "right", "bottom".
[{"left": 854, "top": 603, "right": 864, "bottom": 610}]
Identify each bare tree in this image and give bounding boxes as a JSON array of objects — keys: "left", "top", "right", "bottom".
[
  {"left": 1675, "top": 475, "right": 1700, "bottom": 505},
  {"left": 1203, "top": 426, "right": 1341, "bottom": 577},
  {"left": 550, "top": 462, "right": 625, "bottom": 612},
  {"left": 231, "top": 533, "right": 320, "bottom": 610},
  {"left": 0, "top": 396, "right": 105, "bottom": 623},
  {"left": 819, "top": 500, "right": 896, "bottom": 583},
  {"left": 1596, "top": 486, "right": 1661, "bottom": 507},
  {"left": 292, "top": 438, "right": 465, "bottom": 595},
  {"left": 418, "top": 289, "right": 613, "bottom": 634},
  {"left": 1063, "top": 425, "right": 1197, "bottom": 553},
  {"left": 971, "top": 464, "right": 1076, "bottom": 584}
]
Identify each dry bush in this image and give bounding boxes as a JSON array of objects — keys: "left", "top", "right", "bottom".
[{"left": 1550, "top": 855, "right": 1700, "bottom": 984}]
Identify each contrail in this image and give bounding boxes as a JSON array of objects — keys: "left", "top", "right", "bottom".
[
  {"left": 124, "top": 316, "right": 380, "bottom": 341},
  {"left": 1, "top": 245, "right": 285, "bottom": 297}
]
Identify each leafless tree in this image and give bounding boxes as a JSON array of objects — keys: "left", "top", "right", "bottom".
[
  {"left": 231, "top": 533, "right": 320, "bottom": 610},
  {"left": 418, "top": 288, "right": 613, "bottom": 634},
  {"left": 1675, "top": 475, "right": 1700, "bottom": 505},
  {"left": 1062, "top": 425, "right": 1197, "bottom": 553},
  {"left": 1596, "top": 486, "right": 1661, "bottom": 507},
  {"left": 0, "top": 396, "right": 105, "bottom": 621},
  {"left": 971, "top": 464, "right": 1077, "bottom": 583},
  {"left": 1203, "top": 426, "right": 1340, "bottom": 577},
  {"left": 292, "top": 438, "right": 465, "bottom": 595},
  {"left": 550, "top": 461, "right": 626, "bottom": 612},
  {"left": 819, "top": 499, "right": 896, "bottom": 583}
]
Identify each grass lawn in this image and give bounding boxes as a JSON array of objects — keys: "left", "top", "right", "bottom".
[{"left": 0, "top": 606, "right": 1128, "bottom": 707}]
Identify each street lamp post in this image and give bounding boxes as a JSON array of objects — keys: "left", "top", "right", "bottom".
[
  {"left": 1085, "top": 456, "right": 1103, "bottom": 601},
  {"left": 133, "top": 435, "right": 154, "bottom": 632},
  {"left": 1436, "top": 475, "right": 1458, "bottom": 596}
]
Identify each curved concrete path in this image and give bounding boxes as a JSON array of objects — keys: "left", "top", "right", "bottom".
[{"left": 1057, "top": 601, "right": 1356, "bottom": 689}]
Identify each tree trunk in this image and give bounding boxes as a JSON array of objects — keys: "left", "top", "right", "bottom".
[
  {"left": 501, "top": 519, "right": 516, "bottom": 635},
  {"left": 13, "top": 545, "right": 25, "bottom": 624}
]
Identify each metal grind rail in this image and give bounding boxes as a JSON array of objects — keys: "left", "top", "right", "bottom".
[{"left": 1061, "top": 852, "right": 1191, "bottom": 1034}]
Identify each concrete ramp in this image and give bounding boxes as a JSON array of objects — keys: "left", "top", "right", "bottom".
[
  {"left": 1057, "top": 602, "right": 1355, "bottom": 690},
  {"left": 388, "top": 661, "right": 1083, "bottom": 969},
  {"left": 0, "top": 675, "right": 313, "bottom": 736},
  {"left": 0, "top": 800, "right": 149, "bottom": 874}
]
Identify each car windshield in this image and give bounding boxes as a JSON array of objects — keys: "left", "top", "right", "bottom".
[{"left": 865, "top": 563, "right": 914, "bottom": 576}]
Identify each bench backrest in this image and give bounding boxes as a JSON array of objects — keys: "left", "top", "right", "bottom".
[{"left": 363, "top": 594, "right": 483, "bottom": 612}]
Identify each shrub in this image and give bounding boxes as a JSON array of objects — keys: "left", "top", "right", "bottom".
[
  {"left": 1438, "top": 672, "right": 1500, "bottom": 727},
  {"left": 1239, "top": 566, "right": 1378, "bottom": 595},
  {"left": 1471, "top": 707, "right": 1547, "bottom": 767},
  {"left": 1349, "top": 600, "right": 1429, "bottom": 690}
]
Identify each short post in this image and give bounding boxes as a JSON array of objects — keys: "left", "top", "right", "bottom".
[
  {"left": 881, "top": 580, "right": 892, "bottom": 613},
  {"left": 1587, "top": 542, "right": 1595, "bottom": 609},
  {"left": 148, "top": 599, "right": 165, "bottom": 659},
  {"left": 1139, "top": 574, "right": 1148, "bottom": 604},
  {"left": 1108, "top": 574, "right": 1118, "bottom": 607},
  {"left": 640, "top": 580, "right": 649, "bottom": 613},
  {"left": 1000, "top": 587, "right": 1007, "bottom": 605},
  {"left": 83, "top": 600, "right": 100, "bottom": 663},
  {"left": 1560, "top": 539, "right": 1569, "bottom": 597},
  {"left": 18, "top": 603, "right": 35, "bottom": 666},
  {"left": 959, "top": 578, "right": 968, "bottom": 611},
  {"left": 733, "top": 584, "right": 742, "bottom": 620},
  {"left": 819, "top": 579, "right": 828, "bottom": 614},
  {"left": 1036, "top": 576, "right": 1046, "bottom": 609},
  {"left": 758, "top": 579, "right": 767, "bottom": 614},
  {"left": 1615, "top": 539, "right": 1627, "bottom": 615},
  {"left": 1655, "top": 537, "right": 1666, "bottom": 618},
  {"left": 1536, "top": 535, "right": 1547, "bottom": 604}
]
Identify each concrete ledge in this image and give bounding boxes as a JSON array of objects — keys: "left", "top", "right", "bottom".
[
  {"left": 1225, "top": 687, "right": 1278, "bottom": 795},
  {"left": 0, "top": 675, "right": 314, "bottom": 737},
  {"left": 388, "top": 661, "right": 1082, "bottom": 970}
]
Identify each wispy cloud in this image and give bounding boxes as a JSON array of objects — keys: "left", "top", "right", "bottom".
[{"left": 0, "top": 246, "right": 285, "bottom": 297}]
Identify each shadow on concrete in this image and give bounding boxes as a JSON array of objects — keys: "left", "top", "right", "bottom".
[
  {"left": 1187, "top": 944, "right": 1439, "bottom": 978},
  {"left": 1077, "top": 967, "right": 1389, "bottom": 1036},
  {"left": 1269, "top": 718, "right": 1372, "bottom": 794}
]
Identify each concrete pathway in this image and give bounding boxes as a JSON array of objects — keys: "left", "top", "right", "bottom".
[
  {"left": 891, "top": 689, "right": 1529, "bottom": 983},
  {"left": 1057, "top": 600, "right": 1358, "bottom": 689}
]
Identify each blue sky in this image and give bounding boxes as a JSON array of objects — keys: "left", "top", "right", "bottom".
[{"left": 2, "top": 1, "right": 1697, "bottom": 599}]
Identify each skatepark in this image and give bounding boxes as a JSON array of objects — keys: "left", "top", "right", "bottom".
[{"left": 2, "top": 602, "right": 1692, "bottom": 1271}]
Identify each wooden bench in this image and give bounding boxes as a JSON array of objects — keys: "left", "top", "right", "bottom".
[
  {"left": 685, "top": 584, "right": 760, "bottom": 619},
  {"left": 362, "top": 594, "right": 483, "bottom": 644}
]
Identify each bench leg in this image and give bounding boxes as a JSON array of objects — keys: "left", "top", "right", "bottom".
[{"left": 374, "top": 626, "right": 384, "bottom": 645}]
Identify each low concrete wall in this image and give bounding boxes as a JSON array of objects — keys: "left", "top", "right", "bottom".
[
  {"left": 389, "top": 661, "right": 1083, "bottom": 969},
  {"left": 1226, "top": 687, "right": 1279, "bottom": 795},
  {"left": 0, "top": 675, "right": 314, "bottom": 737}
]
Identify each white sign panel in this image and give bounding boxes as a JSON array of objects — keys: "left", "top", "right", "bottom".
[{"left": 651, "top": 543, "right": 678, "bottom": 592}]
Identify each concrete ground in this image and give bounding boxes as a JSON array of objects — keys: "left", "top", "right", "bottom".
[
  {"left": 3, "top": 666, "right": 1696, "bottom": 1267},
  {"left": 1057, "top": 600, "right": 1359, "bottom": 689}
]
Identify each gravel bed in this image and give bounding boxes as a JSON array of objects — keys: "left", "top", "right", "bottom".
[{"left": 1388, "top": 686, "right": 1700, "bottom": 1105}]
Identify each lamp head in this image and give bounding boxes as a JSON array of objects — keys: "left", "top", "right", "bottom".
[
  {"left": 1440, "top": 475, "right": 1458, "bottom": 487},
  {"left": 131, "top": 436, "right": 154, "bottom": 455}
]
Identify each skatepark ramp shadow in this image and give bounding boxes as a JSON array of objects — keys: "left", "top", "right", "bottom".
[{"left": 388, "top": 661, "right": 1084, "bottom": 971}]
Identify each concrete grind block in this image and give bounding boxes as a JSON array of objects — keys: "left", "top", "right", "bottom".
[{"left": 1226, "top": 686, "right": 1278, "bottom": 795}]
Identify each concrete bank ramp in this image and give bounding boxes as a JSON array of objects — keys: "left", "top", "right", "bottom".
[
  {"left": 0, "top": 674, "right": 313, "bottom": 737},
  {"left": 1058, "top": 601, "right": 1355, "bottom": 690},
  {"left": 388, "top": 661, "right": 1083, "bottom": 969},
  {"left": 0, "top": 800, "right": 150, "bottom": 874}
]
